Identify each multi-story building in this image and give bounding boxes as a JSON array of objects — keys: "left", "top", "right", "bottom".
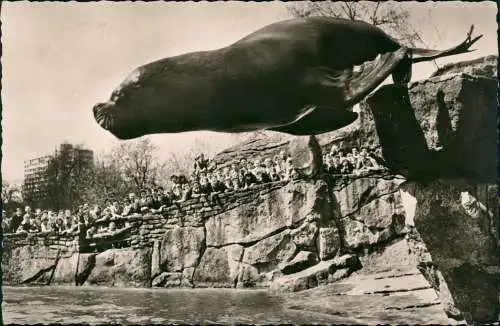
[
  {"left": 23, "top": 155, "right": 52, "bottom": 202},
  {"left": 23, "top": 143, "right": 94, "bottom": 203}
]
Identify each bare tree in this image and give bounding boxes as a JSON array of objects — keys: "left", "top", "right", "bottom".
[
  {"left": 287, "top": 1, "right": 426, "bottom": 47},
  {"left": 84, "top": 157, "right": 133, "bottom": 205},
  {"left": 109, "top": 138, "right": 166, "bottom": 191},
  {"left": 2, "top": 180, "right": 23, "bottom": 207}
]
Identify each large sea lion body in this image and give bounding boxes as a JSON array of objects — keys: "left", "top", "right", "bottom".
[{"left": 93, "top": 17, "right": 481, "bottom": 140}]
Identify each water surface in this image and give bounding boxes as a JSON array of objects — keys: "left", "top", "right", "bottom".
[{"left": 2, "top": 286, "right": 359, "bottom": 324}]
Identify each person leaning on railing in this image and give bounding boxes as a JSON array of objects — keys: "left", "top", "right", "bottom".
[{"left": 2, "top": 210, "right": 12, "bottom": 233}]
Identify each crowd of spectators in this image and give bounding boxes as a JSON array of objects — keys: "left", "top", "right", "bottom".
[
  {"left": 2, "top": 152, "right": 298, "bottom": 239},
  {"left": 2, "top": 147, "right": 388, "bottom": 239},
  {"left": 323, "top": 145, "right": 387, "bottom": 183}
]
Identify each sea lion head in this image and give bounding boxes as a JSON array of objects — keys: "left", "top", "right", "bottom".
[{"left": 93, "top": 69, "right": 160, "bottom": 140}]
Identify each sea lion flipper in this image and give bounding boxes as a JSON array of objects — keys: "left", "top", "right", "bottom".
[
  {"left": 302, "top": 48, "right": 408, "bottom": 109},
  {"left": 269, "top": 106, "right": 358, "bottom": 135},
  {"left": 341, "top": 47, "right": 408, "bottom": 105}
]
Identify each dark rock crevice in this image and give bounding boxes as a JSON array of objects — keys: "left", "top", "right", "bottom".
[{"left": 21, "top": 263, "right": 57, "bottom": 285}]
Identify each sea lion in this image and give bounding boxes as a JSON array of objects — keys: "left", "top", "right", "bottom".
[{"left": 93, "top": 17, "right": 481, "bottom": 140}]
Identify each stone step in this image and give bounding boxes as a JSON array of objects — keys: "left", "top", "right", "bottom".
[
  {"left": 269, "top": 254, "right": 361, "bottom": 293},
  {"left": 339, "top": 270, "right": 433, "bottom": 295}
]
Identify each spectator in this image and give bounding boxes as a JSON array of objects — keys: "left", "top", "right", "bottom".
[
  {"left": 263, "top": 158, "right": 279, "bottom": 181},
  {"left": 108, "top": 221, "right": 117, "bottom": 233},
  {"left": 245, "top": 161, "right": 255, "bottom": 178},
  {"left": 170, "top": 175, "right": 180, "bottom": 186},
  {"left": 147, "top": 191, "right": 161, "bottom": 212},
  {"left": 178, "top": 183, "right": 192, "bottom": 202},
  {"left": 324, "top": 154, "right": 338, "bottom": 174},
  {"left": 109, "top": 201, "right": 123, "bottom": 217},
  {"left": 34, "top": 208, "right": 42, "bottom": 221},
  {"left": 191, "top": 182, "right": 204, "bottom": 198},
  {"left": 240, "top": 165, "right": 257, "bottom": 188},
  {"left": 95, "top": 207, "right": 112, "bottom": 223},
  {"left": 50, "top": 215, "right": 64, "bottom": 232},
  {"left": 330, "top": 144, "right": 339, "bottom": 156},
  {"left": 252, "top": 158, "right": 262, "bottom": 176},
  {"left": 139, "top": 190, "right": 148, "bottom": 206},
  {"left": 171, "top": 184, "right": 182, "bottom": 202},
  {"left": 90, "top": 205, "right": 102, "bottom": 222},
  {"left": 64, "top": 211, "right": 74, "bottom": 231},
  {"left": 40, "top": 218, "right": 51, "bottom": 233},
  {"left": 229, "top": 163, "right": 241, "bottom": 190},
  {"left": 331, "top": 156, "right": 341, "bottom": 174},
  {"left": 346, "top": 152, "right": 356, "bottom": 166},
  {"left": 289, "top": 167, "right": 299, "bottom": 180},
  {"left": 130, "top": 193, "right": 142, "bottom": 214},
  {"left": 283, "top": 158, "right": 296, "bottom": 180},
  {"left": 40, "top": 210, "right": 49, "bottom": 225},
  {"left": 2, "top": 210, "right": 11, "bottom": 233},
  {"left": 199, "top": 173, "right": 213, "bottom": 195},
  {"left": 140, "top": 193, "right": 154, "bottom": 212},
  {"left": 149, "top": 192, "right": 166, "bottom": 214},
  {"left": 336, "top": 149, "right": 345, "bottom": 161},
  {"left": 160, "top": 188, "right": 173, "bottom": 208},
  {"left": 23, "top": 205, "right": 34, "bottom": 224},
  {"left": 339, "top": 159, "right": 355, "bottom": 175},
  {"left": 239, "top": 158, "right": 247, "bottom": 170},
  {"left": 273, "top": 155, "right": 282, "bottom": 176},
  {"left": 10, "top": 208, "right": 23, "bottom": 232},
  {"left": 104, "top": 199, "right": 112, "bottom": 211},
  {"left": 47, "top": 210, "right": 56, "bottom": 230},
  {"left": 86, "top": 226, "right": 97, "bottom": 239},
  {"left": 355, "top": 147, "right": 383, "bottom": 174},
  {"left": 56, "top": 210, "right": 65, "bottom": 223},
  {"left": 194, "top": 153, "right": 209, "bottom": 174},
  {"left": 16, "top": 215, "right": 30, "bottom": 233},
  {"left": 28, "top": 214, "right": 40, "bottom": 233},
  {"left": 255, "top": 166, "right": 272, "bottom": 184},
  {"left": 222, "top": 167, "right": 233, "bottom": 191},
  {"left": 177, "top": 175, "right": 189, "bottom": 185},
  {"left": 209, "top": 173, "right": 227, "bottom": 193}
]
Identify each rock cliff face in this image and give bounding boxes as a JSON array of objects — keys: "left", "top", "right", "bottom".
[{"left": 2, "top": 56, "right": 497, "bottom": 324}]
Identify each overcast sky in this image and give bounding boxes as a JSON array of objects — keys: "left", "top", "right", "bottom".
[{"left": 1, "top": 1, "right": 497, "bottom": 183}]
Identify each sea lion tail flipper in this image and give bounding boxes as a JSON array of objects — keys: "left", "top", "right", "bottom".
[{"left": 411, "top": 25, "right": 483, "bottom": 63}]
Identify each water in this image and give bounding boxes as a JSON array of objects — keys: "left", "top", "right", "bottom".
[{"left": 2, "top": 286, "right": 359, "bottom": 324}]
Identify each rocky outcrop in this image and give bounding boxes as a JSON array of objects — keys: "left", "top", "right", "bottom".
[
  {"left": 282, "top": 265, "right": 463, "bottom": 325},
  {"left": 430, "top": 55, "right": 497, "bottom": 78},
  {"left": 84, "top": 248, "right": 151, "bottom": 287},
  {"left": 403, "top": 181, "right": 499, "bottom": 323},
  {"left": 3, "top": 245, "right": 60, "bottom": 284},
  {"left": 368, "top": 75, "right": 496, "bottom": 182},
  {"left": 52, "top": 253, "right": 96, "bottom": 285},
  {"left": 160, "top": 226, "right": 205, "bottom": 272},
  {"left": 205, "top": 180, "right": 328, "bottom": 246},
  {"left": 193, "top": 245, "right": 243, "bottom": 288}
]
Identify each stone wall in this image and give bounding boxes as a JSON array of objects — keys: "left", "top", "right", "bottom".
[
  {"left": 2, "top": 232, "right": 78, "bottom": 285},
  {"left": 1, "top": 175, "right": 413, "bottom": 290}
]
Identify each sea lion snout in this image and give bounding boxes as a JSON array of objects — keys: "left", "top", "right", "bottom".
[
  {"left": 93, "top": 102, "right": 115, "bottom": 132},
  {"left": 93, "top": 101, "right": 147, "bottom": 140}
]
